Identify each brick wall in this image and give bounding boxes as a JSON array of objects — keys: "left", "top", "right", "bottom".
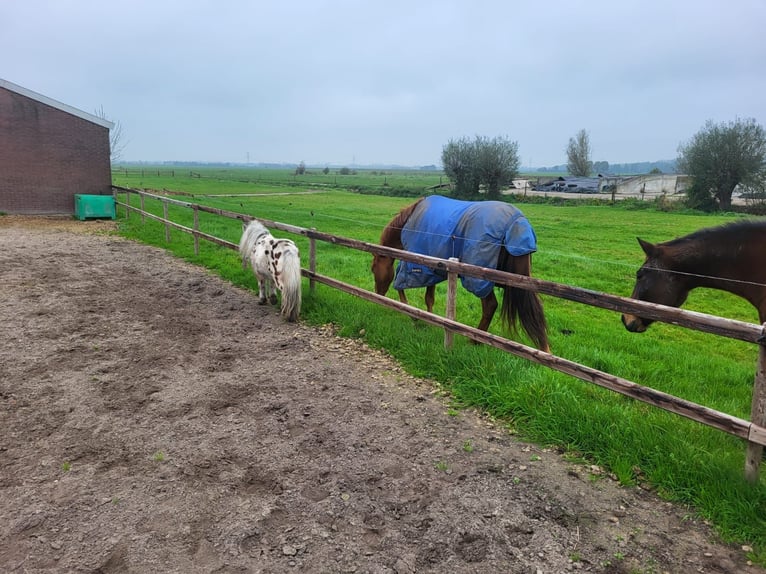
[{"left": 0, "top": 86, "right": 112, "bottom": 215}]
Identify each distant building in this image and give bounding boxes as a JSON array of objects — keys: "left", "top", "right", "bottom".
[
  {"left": 533, "top": 176, "right": 602, "bottom": 193},
  {"left": 531, "top": 174, "right": 690, "bottom": 197},
  {"left": 0, "top": 78, "right": 113, "bottom": 215}
]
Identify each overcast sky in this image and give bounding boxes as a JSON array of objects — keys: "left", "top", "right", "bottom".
[{"left": 3, "top": 1, "right": 764, "bottom": 167}]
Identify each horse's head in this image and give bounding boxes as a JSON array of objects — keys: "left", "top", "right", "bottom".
[
  {"left": 371, "top": 253, "right": 395, "bottom": 296},
  {"left": 622, "top": 238, "right": 689, "bottom": 332}
]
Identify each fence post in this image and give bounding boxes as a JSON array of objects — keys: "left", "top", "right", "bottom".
[
  {"left": 309, "top": 230, "right": 317, "bottom": 291},
  {"left": 163, "top": 200, "right": 170, "bottom": 243},
  {"left": 140, "top": 194, "right": 145, "bottom": 224},
  {"left": 193, "top": 205, "right": 200, "bottom": 256},
  {"left": 444, "top": 257, "right": 459, "bottom": 349},
  {"left": 125, "top": 189, "right": 131, "bottom": 220},
  {"left": 745, "top": 329, "right": 766, "bottom": 483}
]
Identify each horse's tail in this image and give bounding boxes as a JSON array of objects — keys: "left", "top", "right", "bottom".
[
  {"left": 499, "top": 251, "right": 549, "bottom": 352},
  {"left": 278, "top": 243, "right": 302, "bottom": 322}
]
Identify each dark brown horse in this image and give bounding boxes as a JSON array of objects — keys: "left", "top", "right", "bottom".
[
  {"left": 371, "top": 196, "right": 549, "bottom": 351},
  {"left": 622, "top": 219, "right": 766, "bottom": 332}
]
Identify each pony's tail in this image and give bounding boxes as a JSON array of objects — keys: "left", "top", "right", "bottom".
[
  {"left": 279, "top": 246, "right": 302, "bottom": 322},
  {"left": 500, "top": 252, "right": 550, "bottom": 352}
]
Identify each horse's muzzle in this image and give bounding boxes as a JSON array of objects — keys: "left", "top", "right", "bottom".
[{"left": 621, "top": 314, "right": 647, "bottom": 333}]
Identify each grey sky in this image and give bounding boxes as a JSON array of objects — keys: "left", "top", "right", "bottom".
[{"left": 3, "top": 0, "right": 764, "bottom": 167}]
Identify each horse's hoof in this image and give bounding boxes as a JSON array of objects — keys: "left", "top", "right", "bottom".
[
  {"left": 258, "top": 298, "right": 267, "bottom": 305},
  {"left": 269, "top": 295, "right": 278, "bottom": 305}
]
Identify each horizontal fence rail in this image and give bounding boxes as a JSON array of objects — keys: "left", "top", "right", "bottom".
[{"left": 113, "top": 187, "right": 766, "bottom": 482}]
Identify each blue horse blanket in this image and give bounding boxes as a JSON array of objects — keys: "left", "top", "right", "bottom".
[{"left": 393, "top": 195, "right": 537, "bottom": 298}]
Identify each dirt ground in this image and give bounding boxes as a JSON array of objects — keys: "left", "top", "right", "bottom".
[{"left": 0, "top": 215, "right": 760, "bottom": 574}]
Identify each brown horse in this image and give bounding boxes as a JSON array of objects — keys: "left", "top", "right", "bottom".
[
  {"left": 622, "top": 219, "right": 766, "bottom": 332},
  {"left": 371, "top": 196, "right": 549, "bottom": 351}
]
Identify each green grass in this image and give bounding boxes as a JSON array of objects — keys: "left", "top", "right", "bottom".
[
  {"left": 112, "top": 171, "right": 766, "bottom": 563},
  {"left": 112, "top": 165, "right": 447, "bottom": 197}
]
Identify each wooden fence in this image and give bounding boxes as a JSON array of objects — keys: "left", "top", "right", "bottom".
[{"left": 112, "top": 186, "right": 766, "bottom": 482}]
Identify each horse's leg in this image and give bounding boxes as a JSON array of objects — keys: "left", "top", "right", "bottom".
[
  {"left": 424, "top": 285, "right": 435, "bottom": 313},
  {"left": 477, "top": 291, "right": 498, "bottom": 332},
  {"left": 256, "top": 276, "right": 268, "bottom": 305},
  {"left": 396, "top": 287, "right": 433, "bottom": 310}
]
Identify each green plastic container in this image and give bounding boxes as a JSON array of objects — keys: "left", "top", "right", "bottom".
[{"left": 74, "top": 194, "right": 115, "bottom": 220}]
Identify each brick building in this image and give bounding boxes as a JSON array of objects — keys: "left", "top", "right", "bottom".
[{"left": 0, "top": 79, "right": 113, "bottom": 215}]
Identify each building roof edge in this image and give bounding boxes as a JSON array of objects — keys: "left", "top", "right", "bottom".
[{"left": 0, "top": 78, "right": 114, "bottom": 129}]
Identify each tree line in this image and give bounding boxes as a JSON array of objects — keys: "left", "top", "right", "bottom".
[{"left": 440, "top": 119, "right": 766, "bottom": 212}]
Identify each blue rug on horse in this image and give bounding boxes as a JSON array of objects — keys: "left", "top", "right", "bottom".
[{"left": 393, "top": 195, "right": 537, "bottom": 298}]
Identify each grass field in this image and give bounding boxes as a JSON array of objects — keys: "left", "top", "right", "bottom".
[
  {"left": 112, "top": 168, "right": 766, "bottom": 562},
  {"left": 112, "top": 165, "right": 448, "bottom": 197}
]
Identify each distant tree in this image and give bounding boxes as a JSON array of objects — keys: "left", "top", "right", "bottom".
[
  {"left": 322, "top": 166, "right": 330, "bottom": 175},
  {"left": 441, "top": 137, "right": 479, "bottom": 198},
  {"left": 339, "top": 167, "right": 351, "bottom": 175},
  {"left": 95, "top": 105, "right": 126, "bottom": 163},
  {"left": 678, "top": 118, "right": 766, "bottom": 211},
  {"left": 593, "top": 160, "right": 609, "bottom": 174},
  {"left": 295, "top": 161, "right": 306, "bottom": 175},
  {"left": 473, "top": 135, "right": 520, "bottom": 199},
  {"left": 566, "top": 129, "right": 592, "bottom": 177},
  {"left": 649, "top": 167, "right": 662, "bottom": 175}
]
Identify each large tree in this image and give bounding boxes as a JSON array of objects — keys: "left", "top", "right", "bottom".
[
  {"left": 441, "top": 135, "right": 520, "bottom": 199},
  {"left": 566, "top": 129, "right": 592, "bottom": 177},
  {"left": 474, "top": 135, "right": 520, "bottom": 199},
  {"left": 441, "top": 137, "right": 479, "bottom": 198},
  {"left": 677, "top": 118, "right": 766, "bottom": 211}
]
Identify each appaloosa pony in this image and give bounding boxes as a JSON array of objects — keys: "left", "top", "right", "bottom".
[{"left": 239, "top": 220, "right": 302, "bottom": 322}]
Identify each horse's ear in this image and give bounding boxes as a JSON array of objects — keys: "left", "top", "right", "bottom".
[{"left": 637, "top": 237, "right": 657, "bottom": 257}]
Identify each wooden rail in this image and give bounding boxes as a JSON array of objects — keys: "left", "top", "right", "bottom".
[
  {"left": 113, "top": 187, "right": 766, "bottom": 482},
  {"left": 309, "top": 271, "right": 764, "bottom": 443}
]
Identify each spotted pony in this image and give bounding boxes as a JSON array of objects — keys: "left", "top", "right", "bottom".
[{"left": 239, "top": 220, "right": 302, "bottom": 322}]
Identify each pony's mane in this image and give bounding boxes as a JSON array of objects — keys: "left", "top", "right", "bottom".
[{"left": 380, "top": 198, "right": 424, "bottom": 244}]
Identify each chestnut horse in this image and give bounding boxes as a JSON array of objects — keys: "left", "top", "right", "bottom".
[
  {"left": 622, "top": 219, "right": 766, "bottom": 332},
  {"left": 371, "top": 196, "right": 549, "bottom": 351}
]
